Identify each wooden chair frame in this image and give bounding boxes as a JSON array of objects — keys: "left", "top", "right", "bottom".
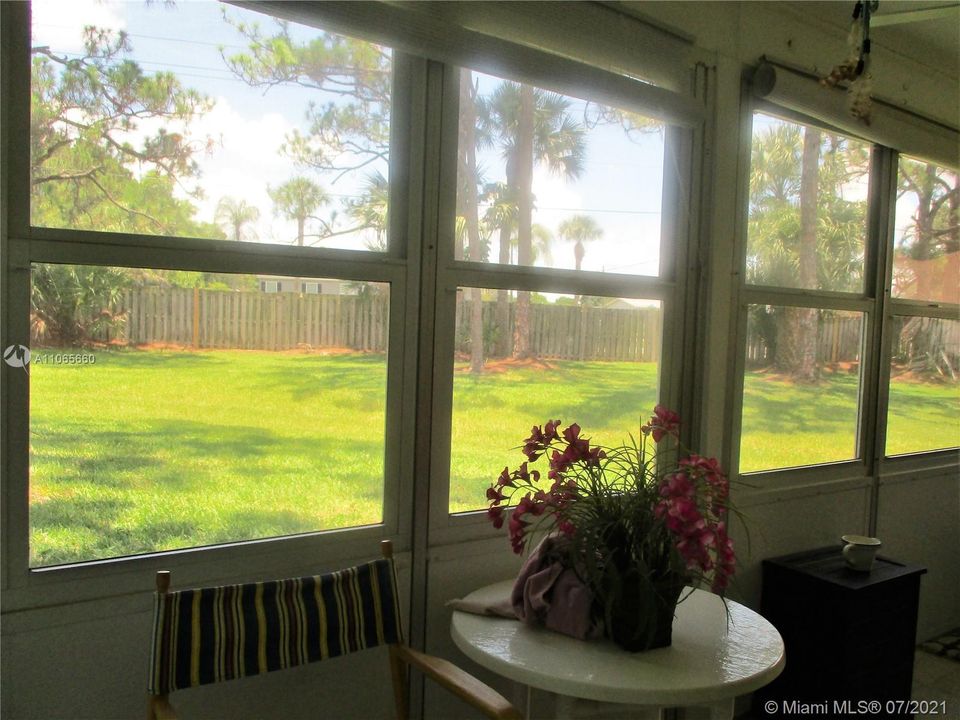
[{"left": 148, "top": 540, "right": 520, "bottom": 720}]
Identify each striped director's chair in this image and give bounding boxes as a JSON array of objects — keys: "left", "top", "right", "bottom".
[{"left": 148, "top": 540, "right": 520, "bottom": 720}]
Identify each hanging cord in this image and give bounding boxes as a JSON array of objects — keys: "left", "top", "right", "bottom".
[{"left": 821, "top": 1, "right": 878, "bottom": 124}]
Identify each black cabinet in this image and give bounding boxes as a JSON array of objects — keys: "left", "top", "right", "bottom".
[{"left": 754, "top": 547, "right": 926, "bottom": 719}]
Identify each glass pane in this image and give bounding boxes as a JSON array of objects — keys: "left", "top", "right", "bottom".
[
  {"left": 454, "top": 69, "right": 664, "bottom": 276},
  {"left": 747, "top": 113, "right": 869, "bottom": 292},
  {"left": 449, "top": 287, "right": 661, "bottom": 512},
  {"left": 740, "top": 306, "right": 863, "bottom": 473},
  {"left": 892, "top": 157, "right": 959, "bottom": 304},
  {"left": 28, "top": 263, "right": 389, "bottom": 567},
  {"left": 886, "top": 317, "right": 960, "bottom": 456},
  {"left": 30, "top": 1, "right": 391, "bottom": 251}
]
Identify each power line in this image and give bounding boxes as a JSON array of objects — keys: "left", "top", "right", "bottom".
[{"left": 33, "top": 22, "right": 250, "bottom": 52}]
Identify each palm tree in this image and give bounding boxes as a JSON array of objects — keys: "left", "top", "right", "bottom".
[
  {"left": 481, "top": 181, "right": 519, "bottom": 358},
  {"left": 458, "top": 68, "right": 486, "bottom": 372},
  {"left": 348, "top": 171, "right": 389, "bottom": 251},
  {"left": 479, "top": 81, "right": 586, "bottom": 358},
  {"left": 531, "top": 224, "right": 554, "bottom": 266},
  {"left": 558, "top": 214, "right": 603, "bottom": 272},
  {"left": 748, "top": 121, "right": 869, "bottom": 381},
  {"left": 214, "top": 196, "right": 260, "bottom": 242},
  {"left": 268, "top": 176, "right": 328, "bottom": 246}
]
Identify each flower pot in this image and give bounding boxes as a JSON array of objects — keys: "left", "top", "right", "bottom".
[{"left": 604, "top": 569, "right": 687, "bottom": 652}]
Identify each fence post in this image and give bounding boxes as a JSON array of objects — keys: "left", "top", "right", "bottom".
[{"left": 192, "top": 286, "right": 200, "bottom": 348}]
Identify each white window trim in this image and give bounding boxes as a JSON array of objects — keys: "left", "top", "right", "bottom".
[
  {"left": 0, "top": 3, "right": 424, "bottom": 610},
  {"left": 728, "top": 95, "right": 959, "bottom": 499},
  {"left": 424, "top": 64, "right": 702, "bottom": 547}
]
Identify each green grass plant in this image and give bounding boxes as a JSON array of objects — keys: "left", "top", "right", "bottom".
[
  {"left": 449, "top": 359, "right": 659, "bottom": 512},
  {"left": 740, "top": 369, "right": 958, "bottom": 472},
  {"left": 29, "top": 350, "right": 958, "bottom": 566},
  {"left": 30, "top": 348, "right": 387, "bottom": 567}
]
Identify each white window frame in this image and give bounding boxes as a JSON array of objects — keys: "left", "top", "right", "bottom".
[
  {"left": 728, "top": 98, "right": 959, "bottom": 494},
  {"left": 424, "top": 61, "right": 704, "bottom": 547},
  {"left": 0, "top": 1, "right": 424, "bottom": 610}
]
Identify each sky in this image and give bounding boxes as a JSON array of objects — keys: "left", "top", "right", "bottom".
[{"left": 32, "top": 0, "right": 673, "bottom": 288}]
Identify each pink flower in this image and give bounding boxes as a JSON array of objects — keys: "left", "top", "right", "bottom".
[
  {"left": 658, "top": 472, "right": 694, "bottom": 499},
  {"left": 543, "top": 419, "right": 561, "bottom": 441},
  {"left": 515, "top": 461, "right": 540, "bottom": 483},
  {"left": 496, "top": 466, "right": 513, "bottom": 487},
  {"left": 548, "top": 449, "right": 572, "bottom": 479},
  {"left": 562, "top": 423, "right": 582, "bottom": 444},
  {"left": 516, "top": 494, "right": 545, "bottom": 518},
  {"left": 680, "top": 455, "right": 728, "bottom": 496},
  {"left": 521, "top": 442, "right": 542, "bottom": 462},
  {"left": 487, "top": 505, "right": 505, "bottom": 529},
  {"left": 641, "top": 405, "right": 681, "bottom": 442},
  {"left": 486, "top": 485, "right": 507, "bottom": 504},
  {"left": 586, "top": 446, "right": 606, "bottom": 466},
  {"left": 523, "top": 420, "right": 562, "bottom": 460},
  {"left": 508, "top": 504, "right": 529, "bottom": 554}
]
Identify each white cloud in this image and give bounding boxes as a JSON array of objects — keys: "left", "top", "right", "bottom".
[
  {"left": 186, "top": 98, "right": 298, "bottom": 238},
  {"left": 31, "top": 0, "right": 126, "bottom": 53}
]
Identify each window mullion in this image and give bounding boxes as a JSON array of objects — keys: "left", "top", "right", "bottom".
[
  {"left": 859, "top": 146, "right": 898, "bottom": 500},
  {"left": 447, "top": 263, "right": 674, "bottom": 300},
  {"left": 740, "top": 286, "right": 873, "bottom": 312},
  {"left": 887, "top": 301, "right": 960, "bottom": 320},
  {"left": 1, "top": 0, "right": 34, "bottom": 591}
]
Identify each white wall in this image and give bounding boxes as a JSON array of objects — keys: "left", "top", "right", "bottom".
[{"left": 1, "top": 3, "right": 957, "bottom": 719}]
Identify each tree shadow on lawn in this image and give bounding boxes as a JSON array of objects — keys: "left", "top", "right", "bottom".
[
  {"left": 33, "top": 418, "right": 386, "bottom": 488},
  {"left": 31, "top": 419, "right": 276, "bottom": 490},
  {"left": 251, "top": 353, "right": 387, "bottom": 401},
  {"left": 887, "top": 382, "right": 959, "bottom": 419},
  {"left": 30, "top": 494, "right": 202, "bottom": 567},
  {"left": 454, "top": 361, "right": 658, "bottom": 434},
  {"left": 81, "top": 348, "right": 228, "bottom": 368},
  {"left": 31, "top": 417, "right": 386, "bottom": 564},
  {"left": 742, "top": 373, "right": 862, "bottom": 435}
]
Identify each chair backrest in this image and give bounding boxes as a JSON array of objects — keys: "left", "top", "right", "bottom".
[{"left": 149, "top": 557, "right": 402, "bottom": 695}]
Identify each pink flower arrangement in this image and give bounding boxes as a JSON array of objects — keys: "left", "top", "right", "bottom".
[{"left": 487, "top": 405, "right": 738, "bottom": 598}]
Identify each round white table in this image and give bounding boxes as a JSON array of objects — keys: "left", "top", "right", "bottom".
[{"left": 450, "top": 581, "right": 785, "bottom": 719}]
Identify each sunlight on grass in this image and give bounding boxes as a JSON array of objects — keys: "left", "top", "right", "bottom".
[
  {"left": 739, "top": 370, "right": 862, "bottom": 473},
  {"left": 740, "top": 370, "right": 958, "bottom": 473},
  {"left": 449, "top": 360, "right": 659, "bottom": 513},
  {"left": 886, "top": 377, "right": 960, "bottom": 456},
  {"left": 30, "top": 351, "right": 958, "bottom": 566},
  {"left": 30, "top": 348, "right": 387, "bottom": 567}
]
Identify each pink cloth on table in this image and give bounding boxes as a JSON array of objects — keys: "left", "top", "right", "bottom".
[
  {"left": 511, "top": 536, "right": 603, "bottom": 640},
  {"left": 446, "top": 537, "right": 602, "bottom": 641}
]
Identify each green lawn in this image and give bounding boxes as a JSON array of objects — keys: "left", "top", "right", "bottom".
[
  {"left": 30, "top": 349, "right": 388, "bottom": 567},
  {"left": 29, "top": 350, "right": 959, "bottom": 566},
  {"left": 449, "top": 359, "right": 659, "bottom": 512},
  {"left": 741, "top": 369, "right": 959, "bottom": 471}
]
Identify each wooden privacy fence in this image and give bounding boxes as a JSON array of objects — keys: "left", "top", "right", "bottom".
[
  {"left": 111, "top": 288, "right": 663, "bottom": 362},
  {"left": 455, "top": 300, "right": 662, "bottom": 362},
  {"left": 117, "top": 288, "right": 389, "bottom": 351},
  {"left": 745, "top": 314, "right": 863, "bottom": 366},
  {"left": 745, "top": 315, "right": 960, "bottom": 367}
]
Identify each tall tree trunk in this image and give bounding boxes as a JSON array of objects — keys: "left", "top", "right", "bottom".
[
  {"left": 513, "top": 84, "right": 535, "bottom": 359},
  {"left": 495, "top": 191, "right": 514, "bottom": 356},
  {"left": 494, "top": 220, "right": 514, "bottom": 357},
  {"left": 458, "top": 69, "right": 485, "bottom": 373},
  {"left": 913, "top": 164, "right": 937, "bottom": 299},
  {"left": 777, "top": 127, "right": 820, "bottom": 382}
]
